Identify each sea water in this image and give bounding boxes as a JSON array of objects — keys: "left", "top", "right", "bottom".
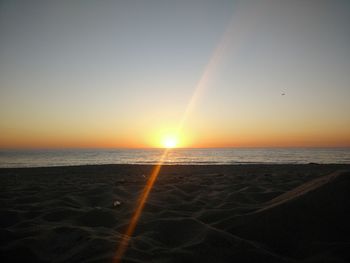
[{"left": 0, "top": 148, "right": 350, "bottom": 168}]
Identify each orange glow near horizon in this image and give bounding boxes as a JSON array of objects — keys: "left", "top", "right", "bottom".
[{"left": 1, "top": 128, "right": 350, "bottom": 149}]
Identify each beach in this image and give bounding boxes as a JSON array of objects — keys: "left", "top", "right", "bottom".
[{"left": 1, "top": 164, "right": 350, "bottom": 262}]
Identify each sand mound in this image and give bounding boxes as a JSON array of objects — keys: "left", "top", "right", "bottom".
[{"left": 226, "top": 170, "right": 350, "bottom": 262}]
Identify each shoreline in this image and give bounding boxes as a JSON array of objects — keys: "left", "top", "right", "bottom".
[{"left": 1, "top": 162, "right": 350, "bottom": 169}]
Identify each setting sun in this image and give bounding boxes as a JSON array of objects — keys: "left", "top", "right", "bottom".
[{"left": 162, "top": 136, "right": 178, "bottom": 148}]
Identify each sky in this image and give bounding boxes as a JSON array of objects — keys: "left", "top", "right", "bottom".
[{"left": 1, "top": 0, "right": 350, "bottom": 148}]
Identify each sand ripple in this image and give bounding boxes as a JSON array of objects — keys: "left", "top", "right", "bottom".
[{"left": 1, "top": 164, "right": 349, "bottom": 262}]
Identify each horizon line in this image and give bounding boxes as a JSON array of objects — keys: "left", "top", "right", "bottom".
[{"left": 1, "top": 146, "right": 350, "bottom": 150}]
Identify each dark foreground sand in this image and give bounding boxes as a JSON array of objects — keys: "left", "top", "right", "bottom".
[{"left": 1, "top": 164, "right": 350, "bottom": 263}]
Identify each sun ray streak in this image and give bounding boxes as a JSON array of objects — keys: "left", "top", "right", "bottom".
[
  {"left": 114, "top": 149, "right": 169, "bottom": 263},
  {"left": 113, "top": 4, "right": 262, "bottom": 262},
  {"left": 176, "top": 2, "right": 262, "bottom": 137},
  {"left": 113, "top": 16, "right": 235, "bottom": 263}
]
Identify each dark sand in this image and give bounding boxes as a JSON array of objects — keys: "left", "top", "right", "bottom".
[{"left": 1, "top": 164, "right": 350, "bottom": 263}]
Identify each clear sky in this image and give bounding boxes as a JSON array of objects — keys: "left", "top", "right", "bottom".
[{"left": 1, "top": 0, "right": 350, "bottom": 148}]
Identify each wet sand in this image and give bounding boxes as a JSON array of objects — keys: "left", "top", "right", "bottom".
[{"left": 1, "top": 164, "right": 350, "bottom": 262}]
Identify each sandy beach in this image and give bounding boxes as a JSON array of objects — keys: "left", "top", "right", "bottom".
[{"left": 1, "top": 164, "right": 350, "bottom": 262}]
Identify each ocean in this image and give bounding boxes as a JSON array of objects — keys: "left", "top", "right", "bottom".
[{"left": 0, "top": 148, "right": 350, "bottom": 168}]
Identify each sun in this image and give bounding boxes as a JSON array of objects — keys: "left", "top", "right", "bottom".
[{"left": 162, "top": 136, "right": 178, "bottom": 148}]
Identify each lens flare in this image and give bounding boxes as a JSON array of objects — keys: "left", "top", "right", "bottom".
[
  {"left": 113, "top": 3, "right": 260, "bottom": 261},
  {"left": 114, "top": 149, "right": 169, "bottom": 263}
]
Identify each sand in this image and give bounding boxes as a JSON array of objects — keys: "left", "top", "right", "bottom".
[{"left": 1, "top": 164, "right": 350, "bottom": 263}]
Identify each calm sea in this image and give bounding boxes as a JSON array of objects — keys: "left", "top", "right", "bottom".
[{"left": 0, "top": 148, "right": 350, "bottom": 168}]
